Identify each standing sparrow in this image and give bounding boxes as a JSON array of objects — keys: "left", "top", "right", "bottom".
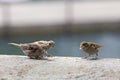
[
  {"left": 9, "top": 40, "right": 55, "bottom": 59},
  {"left": 80, "top": 41, "right": 102, "bottom": 59}
]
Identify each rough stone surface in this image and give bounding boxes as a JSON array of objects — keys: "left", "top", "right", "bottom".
[{"left": 0, "top": 55, "right": 120, "bottom": 80}]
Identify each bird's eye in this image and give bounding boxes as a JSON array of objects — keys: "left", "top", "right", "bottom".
[
  {"left": 49, "top": 43, "right": 53, "bottom": 45},
  {"left": 83, "top": 43, "right": 88, "bottom": 47}
]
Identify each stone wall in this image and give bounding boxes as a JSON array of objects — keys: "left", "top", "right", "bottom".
[{"left": 0, "top": 55, "right": 120, "bottom": 80}]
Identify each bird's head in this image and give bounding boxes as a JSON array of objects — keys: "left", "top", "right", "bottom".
[
  {"left": 80, "top": 41, "right": 89, "bottom": 50},
  {"left": 48, "top": 40, "right": 55, "bottom": 48}
]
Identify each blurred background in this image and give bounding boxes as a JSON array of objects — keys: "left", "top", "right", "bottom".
[{"left": 0, "top": 0, "right": 120, "bottom": 58}]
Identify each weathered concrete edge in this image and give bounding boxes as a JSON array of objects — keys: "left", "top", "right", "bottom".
[
  {"left": 0, "top": 55, "right": 120, "bottom": 80},
  {"left": 0, "top": 54, "right": 120, "bottom": 60}
]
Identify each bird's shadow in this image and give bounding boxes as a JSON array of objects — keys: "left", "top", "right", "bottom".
[
  {"left": 81, "top": 57, "right": 103, "bottom": 60},
  {"left": 27, "top": 57, "right": 55, "bottom": 61},
  {"left": 87, "top": 57, "right": 103, "bottom": 60}
]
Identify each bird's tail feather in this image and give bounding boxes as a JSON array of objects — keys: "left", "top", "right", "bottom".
[{"left": 8, "top": 43, "right": 21, "bottom": 47}]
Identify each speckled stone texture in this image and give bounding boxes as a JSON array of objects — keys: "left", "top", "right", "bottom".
[{"left": 0, "top": 55, "right": 120, "bottom": 80}]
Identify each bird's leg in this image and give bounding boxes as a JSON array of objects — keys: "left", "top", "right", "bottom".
[
  {"left": 82, "top": 53, "right": 90, "bottom": 59},
  {"left": 35, "top": 55, "right": 39, "bottom": 59},
  {"left": 37, "top": 55, "right": 44, "bottom": 60},
  {"left": 95, "top": 53, "right": 98, "bottom": 59},
  {"left": 44, "top": 51, "right": 53, "bottom": 57},
  {"left": 91, "top": 53, "right": 98, "bottom": 60},
  {"left": 29, "top": 55, "right": 35, "bottom": 59}
]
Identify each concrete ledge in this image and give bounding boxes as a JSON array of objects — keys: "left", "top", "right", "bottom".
[{"left": 0, "top": 55, "right": 120, "bottom": 80}]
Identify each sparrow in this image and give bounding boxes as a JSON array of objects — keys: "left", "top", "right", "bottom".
[
  {"left": 9, "top": 40, "right": 55, "bottom": 59},
  {"left": 80, "top": 41, "right": 102, "bottom": 59}
]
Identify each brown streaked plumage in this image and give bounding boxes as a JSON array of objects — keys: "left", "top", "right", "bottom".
[
  {"left": 9, "top": 40, "right": 55, "bottom": 59},
  {"left": 80, "top": 41, "right": 102, "bottom": 59}
]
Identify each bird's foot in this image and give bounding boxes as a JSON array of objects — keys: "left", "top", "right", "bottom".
[
  {"left": 82, "top": 56, "right": 88, "bottom": 59},
  {"left": 46, "top": 54, "right": 53, "bottom": 57},
  {"left": 82, "top": 56, "right": 98, "bottom": 60},
  {"left": 89, "top": 57, "right": 98, "bottom": 60},
  {"left": 37, "top": 56, "right": 44, "bottom": 60},
  {"left": 29, "top": 55, "right": 44, "bottom": 60}
]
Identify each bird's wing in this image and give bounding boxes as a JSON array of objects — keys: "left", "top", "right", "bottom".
[{"left": 92, "top": 43, "right": 102, "bottom": 49}]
